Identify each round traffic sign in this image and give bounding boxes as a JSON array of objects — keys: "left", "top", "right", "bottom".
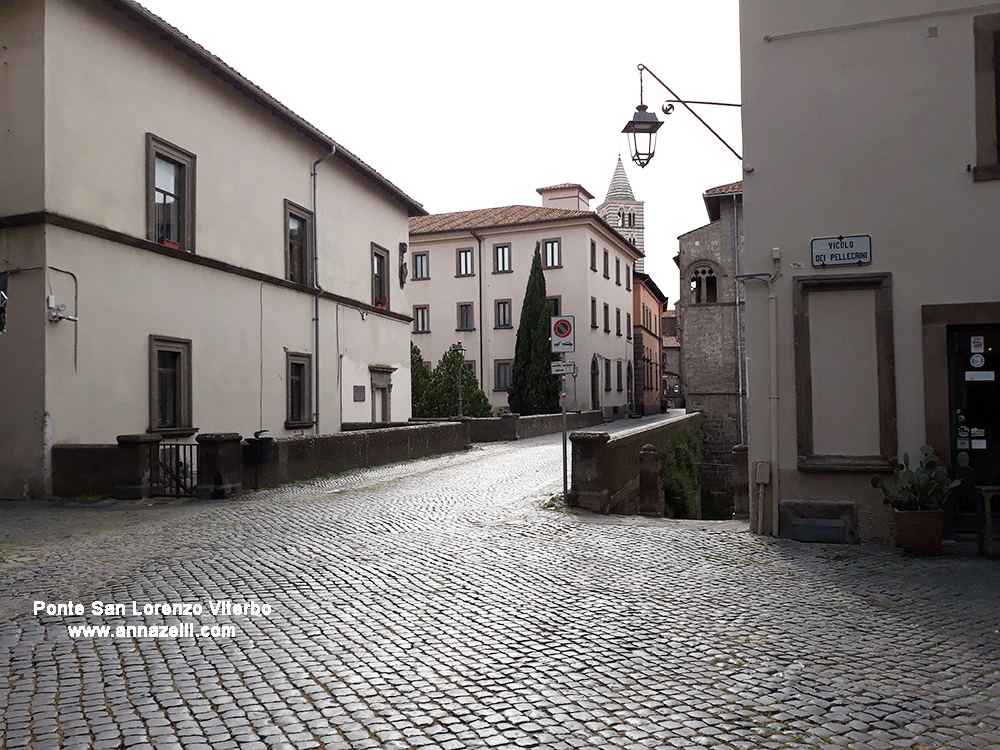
[{"left": 554, "top": 319, "right": 572, "bottom": 338}]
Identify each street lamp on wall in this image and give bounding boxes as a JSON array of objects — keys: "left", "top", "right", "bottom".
[{"left": 624, "top": 64, "right": 743, "bottom": 168}]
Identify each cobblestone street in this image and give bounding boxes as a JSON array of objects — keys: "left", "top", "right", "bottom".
[{"left": 1, "top": 427, "right": 999, "bottom": 750}]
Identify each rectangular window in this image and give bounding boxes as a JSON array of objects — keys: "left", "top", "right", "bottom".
[
  {"left": 547, "top": 296, "right": 560, "bottom": 317},
  {"left": 616, "top": 308, "right": 621, "bottom": 336},
  {"left": 617, "top": 361, "right": 623, "bottom": 392},
  {"left": 793, "top": 273, "right": 896, "bottom": 472},
  {"left": 284, "top": 200, "right": 313, "bottom": 285},
  {"left": 146, "top": 134, "right": 196, "bottom": 251},
  {"left": 457, "top": 247, "right": 474, "bottom": 276},
  {"left": 413, "top": 305, "right": 430, "bottom": 333},
  {"left": 149, "top": 336, "right": 193, "bottom": 436},
  {"left": 494, "top": 244, "right": 511, "bottom": 273},
  {"left": 413, "top": 252, "right": 430, "bottom": 280},
  {"left": 372, "top": 244, "right": 390, "bottom": 308},
  {"left": 603, "top": 303, "right": 610, "bottom": 333},
  {"left": 605, "top": 359, "right": 612, "bottom": 391},
  {"left": 458, "top": 302, "right": 474, "bottom": 331},
  {"left": 590, "top": 241, "right": 597, "bottom": 271},
  {"left": 603, "top": 250, "right": 609, "bottom": 278},
  {"left": 286, "top": 352, "right": 313, "bottom": 428},
  {"left": 495, "top": 299, "right": 512, "bottom": 328},
  {"left": 627, "top": 312, "right": 632, "bottom": 339},
  {"left": 591, "top": 297, "right": 598, "bottom": 328},
  {"left": 544, "top": 239, "right": 561, "bottom": 268},
  {"left": 495, "top": 360, "right": 513, "bottom": 392},
  {"left": 615, "top": 258, "right": 621, "bottom": 285},
  {"left": 626, "top": 265, "right": 632, "bottom": 291}
]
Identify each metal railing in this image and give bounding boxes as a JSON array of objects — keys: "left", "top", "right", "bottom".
[{"left": 149, "top": 443, "right": 197, "bottom": 497}]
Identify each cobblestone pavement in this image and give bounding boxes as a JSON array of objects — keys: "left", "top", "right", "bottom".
[{"left": 2, "top": 423, "right": 999, "bottom": 750}]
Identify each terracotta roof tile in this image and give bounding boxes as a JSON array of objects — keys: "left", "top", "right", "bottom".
[
  {"left": 704, "top": 180, "right": 743, "bottom": 196},
  {"left": 410, "top": 205, "right": 595, "bottom": 234}
]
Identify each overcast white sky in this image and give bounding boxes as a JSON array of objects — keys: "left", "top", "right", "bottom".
[{"left": 139, "top": 0, "right": 743, "bottom": 305}]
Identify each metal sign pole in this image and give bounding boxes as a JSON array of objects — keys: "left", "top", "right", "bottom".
[{"left": 562, "top": 353, "right": 568, "bottom": 502}]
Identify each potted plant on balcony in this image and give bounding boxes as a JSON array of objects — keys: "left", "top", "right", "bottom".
[{"left": 871, "top": 446, "right": 970, "bottom": 555}]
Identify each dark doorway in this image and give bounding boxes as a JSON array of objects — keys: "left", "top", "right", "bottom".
[{"left": 948, "top": 324, "right": 1000, "bottom": 535}]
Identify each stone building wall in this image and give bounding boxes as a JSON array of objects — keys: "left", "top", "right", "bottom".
[{"left": 676, "top": 191, "right": 746, "bottom": 506}]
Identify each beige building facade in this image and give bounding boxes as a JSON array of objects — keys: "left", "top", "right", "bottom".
[
  {"left": 408, "top": 186, "right": 641, "bottom": 417},
  {"left": 741, "top": 1, "right": 1000, "bottom": 541},
  {"left": 0, "top": 0, "right": 425, "bottom": 499}
]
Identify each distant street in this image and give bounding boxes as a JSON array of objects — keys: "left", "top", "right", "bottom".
[{"left": 1, "top": 425, "right": 999, "bottom": 750}]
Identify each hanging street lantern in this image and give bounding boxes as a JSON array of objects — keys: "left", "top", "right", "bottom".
[{"left": 623, "top": 103, "right": 662, "bottom": 168}]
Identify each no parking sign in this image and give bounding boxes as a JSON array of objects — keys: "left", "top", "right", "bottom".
[{"left": 551, "top": 316, "right": 575, "bottom": 353}]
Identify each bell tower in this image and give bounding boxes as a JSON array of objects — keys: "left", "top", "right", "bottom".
[{"left": 596, "top": 157, "right": 645, "bottom": 271}]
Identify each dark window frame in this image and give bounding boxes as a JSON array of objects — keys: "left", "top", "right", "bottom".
[
  {"left": 494, "top": 244, "right": 512, "bottom": 274},
  {"left": 603, "top": 303, "right": 610, "bottom": 333},
  {"left": 604, "top": 359, "right": 612, "bottom": 391},
  {"left": 146, "top": 134, "right": 196, "bottom": 252},
  {"left": 456, "top": 247, "right": 475, "bottom": 277},
  {"left": 284, "top": 199, "right": 314, "bottom": 286},
  {"left": 413, "top": 305, "right": 430, "bottom": 333},
  {"left": 627, "top": 312, "right": 632, "bottom": 340},
  {"left": 413, "top": 252, "right": 430, "bottom": 280},
  {"left": 372, "top": 243, "right": 390, "bottom": 309},
  {"left": 494, "top": 359, "right": 513, "bottom": 392},
  {"left": 616, "top": 308, "right": 622, "bottom": 336},
  {"left": 546, "top": 296, "right": 561, "bottom": 318},
  {"left": 591, "top": 297, "right": 598, "bottom": 329},
  {"left": 615, "top": 257, "right": 621, "bottom": 285},
  {"left": 148, "top": 335, "right": 195, "bottom": 437},
  {"left": 457, "top": 302, "right": 475, "bottom": 331},
  {"left": 543, "top": 238, "right": 561, "bottom": 269},
  {"left": 590, "top": 240, "right": 597, "bottom": 271},
  {"left": 495, "top": 299, "right": 512, "bottom": 329},
  {"left": 626, "top": 265, "right": 632, "bottom": 291},
  {"left": 603, "top": 250, "right": 610, "bottom": 279},
  {"left": 285, "top": 351, "right": 315, "bottom": 429}
]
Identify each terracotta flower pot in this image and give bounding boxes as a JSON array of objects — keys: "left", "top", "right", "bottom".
[{"left": 893, "top": 509, "right": 944, "bottom": 555}]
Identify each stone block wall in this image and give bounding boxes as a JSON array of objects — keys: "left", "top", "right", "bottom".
[{"left": 567, "top": 412, "right": 703, "bottom": 515}]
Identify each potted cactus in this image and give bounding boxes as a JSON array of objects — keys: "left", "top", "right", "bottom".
[{"left": 871, "top": 446, "right": 970, "bottom": 555}]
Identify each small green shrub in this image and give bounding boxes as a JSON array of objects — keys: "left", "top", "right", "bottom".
[{"left": 659, "top": 428, "right": 703, "bottom": 519}]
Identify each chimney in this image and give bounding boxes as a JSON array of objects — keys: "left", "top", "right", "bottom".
[{"left": 536, "top": 183, "right": 594, "bottom": 211}]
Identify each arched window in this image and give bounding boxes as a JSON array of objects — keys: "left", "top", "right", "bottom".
[
  {"left": 617, "top": 209, "right": 625, "bottom": 227},
  {"left": 628, "top": 212, "right": 635, "bottom": 227},
  {"left": 690, "top": 266, "right": 718, "bottom": 304}
]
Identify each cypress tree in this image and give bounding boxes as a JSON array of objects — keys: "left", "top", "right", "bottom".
[{"left": 508, "top": 243, "right": 560, "bottom": 415}]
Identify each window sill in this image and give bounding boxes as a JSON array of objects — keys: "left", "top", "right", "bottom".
[
  {"left": 149, "top": 427, "right": 199, "bottom": 439},
  {"left": 493, "top": 270, "right": 513, "bottom": 275},
  {"left": 456, "top": 328, "right": 476, "bottom": 332},
  {"left": 543, "top": 265, "right": 562, "bottom": 270},
  {"left": 284, "top": 420, "right": 316, "bottom": 430},
  {"left": 413, "top": 329, "right": 430, "bottom": 334},
  {"left": 413, "top": 276, "right": 430, "bottom": 281},
  {"left": 494, "top": 325, "right": 513, "bottom": 330},
  {"left": 973, "top": 164, "right": 1000, "bottom": 181},
  {"left": 455, "top": 274, "right": 476, "bottom": 278}
]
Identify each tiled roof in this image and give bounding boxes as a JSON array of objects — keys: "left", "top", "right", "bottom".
[
  {"left": 704, "top": 181, "right": 743, "bottom": 196},
  {"left": 536, "top": 184, "right": 595, "bottom": 199},
  {"left": 604, "top": 158, "right": 635, "bottom": 201},
  {"left": 410, "top": 205, "right": 595, "bottom": 234},
  {"left": 111, "top": 0, "right": 426, "bottom": 216}
]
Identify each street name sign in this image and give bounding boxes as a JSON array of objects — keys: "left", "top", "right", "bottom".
[
  {"left": 810, "top": 235, "right": 872, "bottom": 267},
  {"left": 551, "top": 315, "right": 575, "bottom": 353},
  {"left": 551, "top": 361, "right": 576, "bottom": 375}
]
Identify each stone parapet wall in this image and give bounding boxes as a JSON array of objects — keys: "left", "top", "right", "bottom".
[{"left": 568, "top": 412, "right": 703, "bottom": 515}]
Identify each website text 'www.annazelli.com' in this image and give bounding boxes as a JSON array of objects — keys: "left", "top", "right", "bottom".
[{"left": 33, "top": 599, "right": 272, "bottom": 639}]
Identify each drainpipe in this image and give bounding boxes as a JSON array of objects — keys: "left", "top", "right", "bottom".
[
  {"left": 737, "top": 255, "right": 781, "bottom": 536},
  {"left": 311, "top": 146, "right": 337, "bottom": 434},
  {"left": 471, "top": 228, "right": 484, "bottom": 387},
  {"left": 733, "top": 195, "right": 745, "bottom": 444}
]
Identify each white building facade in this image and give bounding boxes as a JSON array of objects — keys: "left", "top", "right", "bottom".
[
  {"left": 0, "top": 0, "right": 425, "bottom": 499},
  {"left": 741, "top": 1, "right": 1000, "bottom": 541},
  {"left": 409, "top": 186, "right": 641, "bottom": 417}
]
